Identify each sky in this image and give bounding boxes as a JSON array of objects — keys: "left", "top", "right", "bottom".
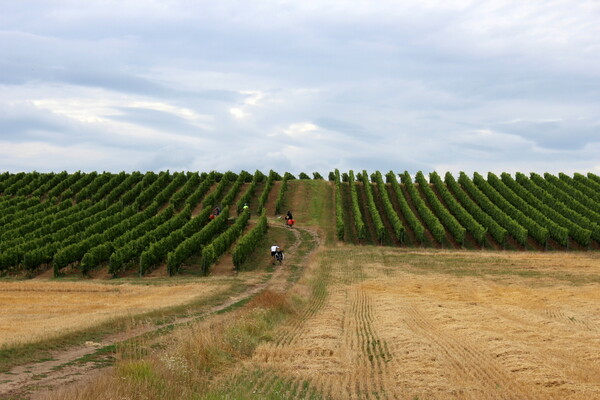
[{"left": 1, "top": 0, "right": 599, "bottom": 176}]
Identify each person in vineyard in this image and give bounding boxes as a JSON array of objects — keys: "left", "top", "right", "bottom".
[
  {"left": 285, "top": 210, "right": 294, "bottom": 228},
  {"left": 274, "top": 248, "right": 285, "bottom": 265},
  {"left": 270, "top": 244, "right": 279, "bottom": 264}
]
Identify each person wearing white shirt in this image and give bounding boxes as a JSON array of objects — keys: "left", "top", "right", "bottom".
[{"left": 270, "top": 245, "right": 279, "bottom": 258}]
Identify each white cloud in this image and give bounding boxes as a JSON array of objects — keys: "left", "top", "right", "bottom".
[
  {"left": 30, "top": 95, "right": 210, "bottom": 127},
  {"left": 229, "top": 107, "right": 248, "bottom": 119},
  {"left": 241, "top": 90, "right": 264, "bottom": 106},
  {"left": 281, "top": 122, "right": 319, "bottom": 138}
]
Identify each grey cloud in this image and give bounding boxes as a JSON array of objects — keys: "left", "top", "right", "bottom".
[
  {"left": 0, "top": 104, "right": 169, "bottom": 152},
  {"left": 108, "top": 107, "right": 206, "bottom": 137},
  {"left": 493, "top": 119, "right": 600, "bottom": 150},
  {"left": 0, "top": 112, "right": 67, "bottom": 140},
  {"left": 60, "top": 69, "right": 240, "bottom": 102},
  {"left": 135, "top": 145, "right": 197, "bottom": 172},
  {"left": 314, "top": 117, "right": 379, "bottom": 140}
]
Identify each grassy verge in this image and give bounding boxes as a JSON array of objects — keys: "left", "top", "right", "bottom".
[
  {"left": 287, "top": 180, "right": 335, "bottom": 244},
  {"left": 45, "top": 290, "right": 302, "bottom": 400}
]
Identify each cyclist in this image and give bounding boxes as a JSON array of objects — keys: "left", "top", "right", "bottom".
[
  {"left": 285, "top": 210, "right": 295, "bottom": 228},
  {"left": 270, "top": 244, "right": 279, "bottom": 264},
  {"left": 274, "top": 248, "right": 285, "bottom": 265}
]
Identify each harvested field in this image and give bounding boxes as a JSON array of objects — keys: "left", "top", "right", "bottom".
[
  {"left": 239, "top": 247, "right": 600, "bottom": 400},
  {"left": 0, "top": 279, "right": 232, "bottom": 348}
]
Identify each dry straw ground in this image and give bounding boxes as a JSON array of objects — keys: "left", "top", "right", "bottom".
[
  {"left": 0, "top": 280, "right": 229, "bottom": 348},
  {"left": 37, "top": 244, "right": 600, "bottom": 400},
  {"left": 240, "top": 247, "right": 600, "bottom": 400}
]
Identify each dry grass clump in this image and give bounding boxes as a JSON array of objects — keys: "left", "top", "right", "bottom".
[{"left": 247, "top": 289, "right": 294, "bottom": 312}]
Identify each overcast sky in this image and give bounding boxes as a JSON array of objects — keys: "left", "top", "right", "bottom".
[{"left": 1, "top": 0, "right": 599, "bottom": 176}]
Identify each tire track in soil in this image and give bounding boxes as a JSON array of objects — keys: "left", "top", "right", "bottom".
[
  {"left": 0, "top": 223, "right": 317, "bottom": 400},
  {"left": 250, "top": 247, "right": 345, "bottom": 398},
  {"left": 346, "top": 287, "right": 395, "bottom": 400},
  {"left": 400, "top": 302, "right": 538, "bottom": 400},
  {"left": 541, "top": 309, "right": 600, "bottom": 331},
  {"left": 252, "top": 248, "right": 405, "bottom": 400}
]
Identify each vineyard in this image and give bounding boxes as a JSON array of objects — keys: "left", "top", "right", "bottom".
[
  {"left": 2, "top": 169, "right": 600, "bottom": 400},
  {"left": 0, "top": 170, "right": 282, "bottom": 278},
  {"left": 333, "top": 170, "right": 600, "bottom": 251},
  {"left": 1, "top": 169, "right": 599, "bottom": 278}
]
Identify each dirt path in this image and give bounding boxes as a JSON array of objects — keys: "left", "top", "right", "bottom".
[{"left": 0, "top": 223, "right": 320, "bottom": 400}]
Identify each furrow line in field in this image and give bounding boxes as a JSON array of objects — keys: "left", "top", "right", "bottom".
[
  {"left": 403, "top": 304, "right": 538, "bottom": 400},
  {"left": 357, "top": 289, "right": 381, "bottom": 400},
  {"left": 348, "top": 287, "right": 395, "bottom": 400},
  {"left": 351, "top": 288, "right": 370, "bottom": 399},
  {"left": 542, "top": 309, "right": 600, "bottom": 331},
  {"left": 274, "top": 283, "right": 329, "bottom": 347},
  {"left": 365, "top": 291, "right": 396, "bottom": 400},
  {"left": 275, "top": 268, "right": 334, "bottom": 348}
]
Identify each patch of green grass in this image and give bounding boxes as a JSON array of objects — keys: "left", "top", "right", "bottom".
[
  {"left": 237, "top": 223, "right": 296, "bottom": 272},
  {"left": 117, "top": 359, "right": 163, "bottom": 385},
  {"left": 77, "top": 344, "right": 117, "bottom": 366},
  {"left": 287, "top": 180, "right": 335, "bottom": 244},
  {"left": 202, "top": 368, "right": 324, "bottom": 400}
]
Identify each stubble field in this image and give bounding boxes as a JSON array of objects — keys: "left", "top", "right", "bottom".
[
  {"left": 236, "top": 246, "right": 600, "bottom": 400},
  {"left": 0, "top": 278, "right": 239, "bottom": 349}
]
